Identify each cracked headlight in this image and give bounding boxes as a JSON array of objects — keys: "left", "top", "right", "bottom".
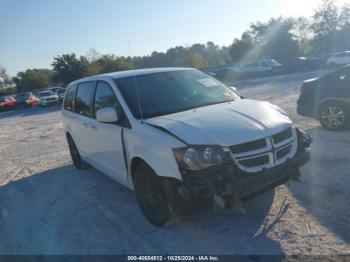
[{"left": 173, "top": 146, "right": 227, "bottom": 171}]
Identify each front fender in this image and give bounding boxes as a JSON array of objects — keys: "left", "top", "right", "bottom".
[
  {"left": 124, "top": 124, "right": 185, "bottom": 189},
  {"left": 128, "top": 145, "right": 183, "bottom": 188}
]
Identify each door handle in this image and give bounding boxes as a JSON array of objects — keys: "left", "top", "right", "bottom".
[
  {"left": 82, "top": 122, "right": 89, "bottom": 128},
  {"left": 90, "top": 125, "right": 98, "bottom": 130}
]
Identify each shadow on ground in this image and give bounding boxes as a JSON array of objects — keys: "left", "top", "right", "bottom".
[
  {"left": 0, "top": 165, "right": 282, "bottom": 255},
  {"left": 0, "top": 105, "right": 62, "bottom": 120},
  {"left": 289, "top": 127, "right": 350, "bottom": 243}
]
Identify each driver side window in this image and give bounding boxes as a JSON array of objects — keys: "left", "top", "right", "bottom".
[{"left": 94, "top": 82, "right": 124, "bottom": 122}]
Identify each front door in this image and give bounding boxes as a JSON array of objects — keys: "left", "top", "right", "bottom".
[{"left": 89, "top": 81, "right": 128, "bottom": 184}]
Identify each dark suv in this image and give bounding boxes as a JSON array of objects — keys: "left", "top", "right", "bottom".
[{"left": 297, "top": 65, "right": 350, "bottom": 130}]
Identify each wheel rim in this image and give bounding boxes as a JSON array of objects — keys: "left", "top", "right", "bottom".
[{"left": 321, "top": 105, "right": 345, "bottom": 129}]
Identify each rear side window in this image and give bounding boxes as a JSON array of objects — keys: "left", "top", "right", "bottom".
[
  {"left": 64, "top": 84, "right": 77, "bottom": 111},
  {"left": 75, "top": 82, "right": 95, "bottom": 117}
]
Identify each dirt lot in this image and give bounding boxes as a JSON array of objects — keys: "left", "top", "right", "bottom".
[{"left": 0, "top": 71, "right": 349, "bottom": 255}]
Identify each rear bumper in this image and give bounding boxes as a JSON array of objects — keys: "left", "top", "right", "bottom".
[
  {"left": 297, "top": 103, "right": 313, "bottom": 117},
  {"left": 297, "top": 98, "right": 316, "bottom": 118}
]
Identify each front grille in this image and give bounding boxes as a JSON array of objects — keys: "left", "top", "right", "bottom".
[
  {"left": 229, "top": 138, "right": 267, "bottom": 154},
  {"left": 273, "top": 128, "right": 292, "bottom": 144},
  {"left": 239, "top": 155, "right": 269, "bottom": 168},
  {"left": 230, "top": 127, "right": 296, "bottom": 172},
  {"left": 276, "top": 145, "right": 292, "bottom": 160}
]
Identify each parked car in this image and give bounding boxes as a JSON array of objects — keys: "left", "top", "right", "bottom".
[
  {"left": 239, "top": 59, "right": 283, "bottom": 77},
  {"left": 326, "top": 51, "right": 350, "bottom": 68},
  {"left": 279, "top": 57, "right": 325, "bottom": 73},
  {"left": 38, "top": 90, "right": 60, "bottom": 106},
  {"left": 0, "top": 96, "right": 16, "bottom": 111},
  {"left": 54, "top": 88, "right": 66, "bottom": 101},
  {"left": 47, "top": 87, "right": 64, "bottom": 93},
  {"left": 63, "top": 68, "right": 311, "bottom": 227},
  {"left": 14, "top": 92, "right": 39, "bottom": 108},
  {"left": 297, "top": 65, "right": 350, "bottom": 130}
]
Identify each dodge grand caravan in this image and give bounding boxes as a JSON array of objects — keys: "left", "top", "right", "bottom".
[{"left": 62, "top": 68, "right": 311, "bottom": 227}]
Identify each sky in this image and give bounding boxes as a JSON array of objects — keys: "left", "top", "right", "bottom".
[{"left": 0, "top": 0, "right": 348, "bottom": 76}]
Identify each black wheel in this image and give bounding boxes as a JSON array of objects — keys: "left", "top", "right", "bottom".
[
  {"left": 319, "top": 101, "right": 347, "bottom": 130},
  {"left": 132, "top": 163, "right": 173, "bottom": 227},
  {"left": 67, "top": 136, "right": 89, "bottom": 169}
]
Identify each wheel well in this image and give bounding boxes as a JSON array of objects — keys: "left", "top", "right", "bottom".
[
  {"left": 130, "top": 157, "right": 159, "bottom": 181},
  {"left": 130, "top": 157, "right": 147, "bottom": 177},
  {"left": 66, "top": 132, "right": 73, "bottom": 141}
]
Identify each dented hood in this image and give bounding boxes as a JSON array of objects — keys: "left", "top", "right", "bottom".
[{"left": 146, "top": 99, "right": 292, "bottom": 146}]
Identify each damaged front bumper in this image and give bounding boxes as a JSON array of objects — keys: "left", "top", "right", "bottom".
[{"left": 176, "top": 129, "right": 312, "bottom": 209}]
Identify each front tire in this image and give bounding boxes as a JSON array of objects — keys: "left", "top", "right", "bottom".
[
  {"left": 132, "top": 163, "right": 174, "bottom": 227},
  {"left": 319, "top": 101, "right": 347, "bottom": 130}
]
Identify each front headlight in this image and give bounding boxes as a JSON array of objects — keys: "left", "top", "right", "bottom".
[{"left": 173, "top": 145, "right": 227, "bottom": 171}]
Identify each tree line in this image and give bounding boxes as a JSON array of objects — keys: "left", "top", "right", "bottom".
[{"left": 1, "top": 0, "right": 349, "bottom": 94}]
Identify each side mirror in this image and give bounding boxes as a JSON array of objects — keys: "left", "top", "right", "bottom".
[{"left": 96, "top": 107, "right": 118, "bottom": 123}]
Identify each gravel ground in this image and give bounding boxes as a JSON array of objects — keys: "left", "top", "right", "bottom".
[{"left": 0, "top": 71, "right": 349, "bottom": 255}]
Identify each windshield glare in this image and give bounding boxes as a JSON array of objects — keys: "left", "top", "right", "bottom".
[{"left": 115, "top": 70, "right": 240, "bottom": 119}]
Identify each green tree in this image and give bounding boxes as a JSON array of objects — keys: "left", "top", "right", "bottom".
[
  {"left": 229, "top": 32, "right": 253, "bottom": 62},
  {"left": 97, "top": 55, "right": 133, "bottom": 73},
  {"left": 13, "top": 69, "right": 53, "bottom": 92},
  {"left": 52, "top": 54, "right": 88, "bottom": 86},
  {"left": 185, "top": 52, "right": 207, "bottom": 68},
  {"left": 311, "top": 0, "right": 341, "bottom": 52},
  {"left": 0, "top": 66, "right": 12, "bottom": 90},
  {"left": 229, "top": 17, "right": 299, "bottom": 61}
]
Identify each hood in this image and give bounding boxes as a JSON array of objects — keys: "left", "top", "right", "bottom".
[{"left": 146, "top": 99, "right": 292, "bottom": 146}]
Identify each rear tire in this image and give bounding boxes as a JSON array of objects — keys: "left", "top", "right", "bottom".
[
  {"left": 132, "top": 163, "right": 174, "bottom": 227},
  {"left": 319, "top": 101, "right": 348, "bottom": 130},
  {"left": 67, "top": 136, "right": 89, "bottom": 169}
]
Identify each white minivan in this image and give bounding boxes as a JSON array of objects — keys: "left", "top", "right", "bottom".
[{"left": 62, "top": 68, "right": 311, "bottom": 227}]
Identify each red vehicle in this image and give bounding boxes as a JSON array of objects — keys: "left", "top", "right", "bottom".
[
  {"left": 0, "top": 96, "right": 16, "bottom": 111},
  {"left": 14, "top": 92, "right": 39, "bottom": 108},
  {"left": 27, "top": 94, "right": 40, "bottom": 106}
]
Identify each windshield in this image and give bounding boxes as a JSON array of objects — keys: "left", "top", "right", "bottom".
[
  {"left": 265, "top": 60, "right": 280, "bottom": 66},
  {"left": 39, "top": 91, "right": 53, "bottom": 97},
  {"left": 115, "top": 70, "right": 240, "bottom": 119}
]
